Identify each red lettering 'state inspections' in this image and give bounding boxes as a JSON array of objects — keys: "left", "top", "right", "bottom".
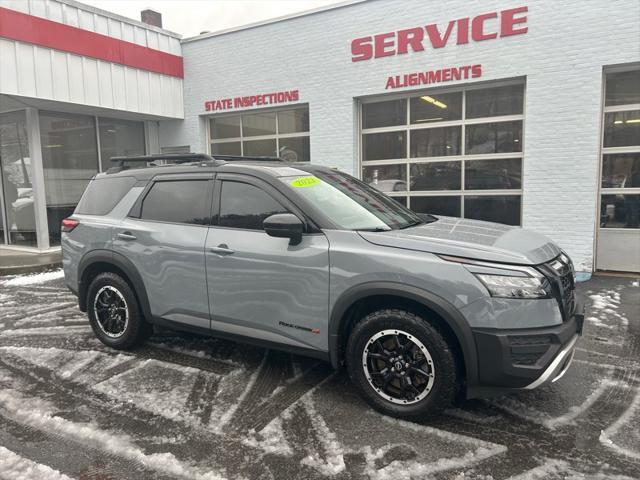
[
  {"left": 205, "top": 90, "right": 300, "bottom": 112},
  {"left": 350, "top": 6, "right": 528, "bottom": 62}
]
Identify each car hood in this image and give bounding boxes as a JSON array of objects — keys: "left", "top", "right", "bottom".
[{"left": 358, "top": 216, "right": 561, "bottom": 265}]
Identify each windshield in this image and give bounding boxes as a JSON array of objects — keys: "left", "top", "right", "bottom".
[{"left": 280, "top": 170, "right": 429, "bottom": 231}]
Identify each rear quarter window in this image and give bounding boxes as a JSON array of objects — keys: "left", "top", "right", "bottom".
[{"left": 75, "top": 176, "right": 136, "bottom": 215}]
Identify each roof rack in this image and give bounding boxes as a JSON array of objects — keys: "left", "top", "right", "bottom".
[
  {"left": 212, "top": 155, "right": 282, "bottom": 162},
  {"left": 110, "top": 153, "right": 216, "bottom": 167},
  {"left": 107, "top": 153, "right": 283, "bottom": 173}
]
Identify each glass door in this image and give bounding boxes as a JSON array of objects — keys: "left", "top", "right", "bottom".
[
  {"left": 0, "top": 110, "right": 37, "bottom": 247},
  {"left": 597, "top": 69, "right": 640, "bottom": 272}
]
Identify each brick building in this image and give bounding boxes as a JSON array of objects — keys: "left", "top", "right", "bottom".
[{"left": 1, "top": 0, "right": 639, "bottom": 272}]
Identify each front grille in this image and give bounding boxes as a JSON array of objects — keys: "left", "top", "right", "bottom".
[{"left": 539, "top": 253, "right": 576, "bottom": 319}]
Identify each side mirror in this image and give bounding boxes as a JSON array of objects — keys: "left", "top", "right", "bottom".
[{"left": 263, "top": 213, "right": 304, "bottom": 245}]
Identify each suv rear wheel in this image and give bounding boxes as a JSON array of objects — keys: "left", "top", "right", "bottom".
[
  {"left": 346, "top": 309, "right": 458, "bottom": 420},
  {"left": 87, "top": 272, "right": 151, "bottom": 349}
]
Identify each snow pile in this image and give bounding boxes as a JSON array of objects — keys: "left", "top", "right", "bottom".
[
  {"left": 2, "top": 270, "right": 64, "bottom": 287},
  {"left": 0, "top": 446, "right": 72, "bottom": 480},
  {"left": 0, "top": 388, "right": 225, "bottom": 480},
  {"left": 586, "top": 290, "right": 628, "bottom": 331}
]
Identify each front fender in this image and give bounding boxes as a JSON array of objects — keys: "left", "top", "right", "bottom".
[{"left": 328, "top": 281, "right": 479, "bottom": 389}]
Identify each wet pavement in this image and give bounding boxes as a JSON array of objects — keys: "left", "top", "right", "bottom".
[{"left": 0, "top": 271, "right": 638, "bottom": 479}]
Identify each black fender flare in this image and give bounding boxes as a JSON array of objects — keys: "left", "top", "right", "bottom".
[
  {"left": 328, "top": 282, "right": 479, "bottom": 388},
  {"left": 77, "top": 250, "right": 152, "bottom": 320}
]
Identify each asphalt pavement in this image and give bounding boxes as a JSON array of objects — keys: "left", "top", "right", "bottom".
[{"left": 0, "top": 271, "right": 638, "bottom": 479}]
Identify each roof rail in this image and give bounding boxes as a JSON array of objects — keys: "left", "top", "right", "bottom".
[
  {"left": 110, "top": 153, "right": 216, "bottom": 167},
  {"left": 212, "top": 155, "right": 282, "bottom": 162},
  {"left": 106, "top": 153, "right": 284, "bottom": 174}
]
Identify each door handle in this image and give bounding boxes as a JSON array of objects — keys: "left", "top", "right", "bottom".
[
  {"left": 209, "top": 244, "right": 234, "bottom": 255},
  {"left": 117, "top": 232, "right": 137, "bottom": 241}
]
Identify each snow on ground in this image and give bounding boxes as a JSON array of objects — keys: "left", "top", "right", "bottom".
[
  {"left": 0, "top": 446, "right": 73, "bottom": 480},
  {"left": 1, "top": 270, "right": 64, "bottom": 287},
  {"left": 0, "top": 271, "right": 638, "bottom": 479},
  {"left": 0, "top": 387, "right": 225, "bottom": 480},
  {"left": 600, "top": 387, "right": 640, "bottom": 460},
  {"left": 507, "top": 458, "right": 638, "bottom": 480}
]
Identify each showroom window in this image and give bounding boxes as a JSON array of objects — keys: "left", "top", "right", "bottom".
[
  {"left": 98, "top": 117, "right": 146, "bottom": 171},
  {"left": 39, "top": 111, "right": 146, "bottom": 247},
  {"left": 209, "top": 107, "right": 310, "bottom": 162},
  {"left": 0, "top": 110, "right": 36, "bottom": 246},
  {"left": 599, "top": 69, "right": 640, "bottom": 229},
  {"left": 361, "top": 82, "right": 524, "bottom": 225}
]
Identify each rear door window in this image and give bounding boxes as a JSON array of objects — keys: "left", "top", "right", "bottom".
[
  {"left": 75, "top": 176, "right": 136, "bottom": 215},
  {"left": 218, "top": 181, "right": 288, "bottom": 230},
  {"left": 140, "top": 180, "right": 210, "bottom": 225}
]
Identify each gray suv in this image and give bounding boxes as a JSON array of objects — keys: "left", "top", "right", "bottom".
[{"left": 62, "top": 154, "right": 584, "bottom": 420}]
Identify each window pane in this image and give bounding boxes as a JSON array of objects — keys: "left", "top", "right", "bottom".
[
  {"left": 600, "top": 194, "right": 640, "bottom": 228},
  {"left": 75, "top": 177, "right": 136, "bottom": 215},
  {"left": 410, "top": 92, "right": 462, "bottom": 123},
  {"left": 212, "top": 142, "right": 241, "bottom": 156},
  {"left": 464, "top": 195, "right": 521, "bottom": 225},
  {"left": 278, "top": 136, "right": 310, "bottom": 162},
  {"left": 39, "top": 111, "right": 98, "bottom": 246},
  {"left": 98, "top": 117, "right": 145, "bottom": 171},
  {"left": 363, "top": 164, "right": 407, "bottom": 192},
  {"left": 219, "top": 181, "right": 288, "bottom": 230},
  {"left": 362, "top": 99, "right": 406, "bottom": 129},
  {"left": 603, "top": 110, "right": 640, "bottom": 148},
  {"left": 466, "top": 85, "right": 524, "bottom": 119},
  {"left": 465, "top": 159, "right": 522, "bottom": 190},
  {"left": 466, "top": 121, "right": 522, "bottom": 154},
  {"left": 141, "top": 180, "right": 209, "bottom": 225},
  {"left": 363, "top": 131, "right": 406, "bottom": 161},
  {"left": 410, "top": 162, "right": 461, "bottom": 191},
  {"left": 411, "top": 195, "right": 461, "bottom": 217},
  {"left": 278, "top": 108, "right": 309, "bottom": 134},
  {"left": 210, "top": 116, "right": 240, "bottom": 139},
  {"left": 410, "top": 126, "right": 461, "bottom": 157},
  {"left": 605, "top": 70, "right": 640, "bottom": 106},
  {"left": 0, "top": 110, "right": 36, "bottom": 246},
  {"left": 242, "top": 112, "right": 276, "bottom": 137},
  {"left": 602, "top": 153, "right": 640, "bottom": 188},
  {"left": 243, "top": 138, "right": 277, "bottom": 156}
]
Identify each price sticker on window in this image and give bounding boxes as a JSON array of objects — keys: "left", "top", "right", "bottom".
[{"left": 290, "top": 176, "right": 321, "bottom": 188}]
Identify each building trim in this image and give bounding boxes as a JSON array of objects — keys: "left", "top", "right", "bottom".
[
  {"left": 181, "top": 0, "right": 366, "bottom": 43},
  {"left": 0, "top": 7, "right": 184, "bottom": 78}
]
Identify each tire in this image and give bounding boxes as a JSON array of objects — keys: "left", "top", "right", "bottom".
[
  {"left": 86, "top": 272, "right": 151, "bottom": 350},
  {"left": 346, "top": 309, "right": 459, "bottom": 420}
]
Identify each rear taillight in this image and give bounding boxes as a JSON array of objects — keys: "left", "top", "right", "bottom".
[{"left": 61, "top": 218, "right": 79, "bottom": 232}]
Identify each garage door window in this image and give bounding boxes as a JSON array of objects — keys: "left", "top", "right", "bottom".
[
  {"left": 600, "top": 69, "right": 640, "bottom": 229},
  {"left": 361, "top": 82, "right": 524, "bottom": 225},
  {"left": 209, "top": 107, "right": 310, "bottom": 162}
]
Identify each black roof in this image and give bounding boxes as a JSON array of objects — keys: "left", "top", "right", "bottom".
[{"left": 100, "top": 153, "right": 330, "bottom": 181}]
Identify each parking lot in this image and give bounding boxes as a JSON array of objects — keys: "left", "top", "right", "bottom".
[{"left": 0, "top": 271, "right": 638, "bottom": 480}]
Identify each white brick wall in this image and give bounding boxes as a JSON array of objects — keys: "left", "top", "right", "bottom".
[{"left": 165, "top": 0, "right": 640, "bottom": 271}]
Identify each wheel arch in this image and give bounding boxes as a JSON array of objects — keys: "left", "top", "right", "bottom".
[
  {"left": 77, "top": 250, "right": 151, "bottom": 321},
  {"left": 328, "top": 282, "right": 479, "bottom": 389}
]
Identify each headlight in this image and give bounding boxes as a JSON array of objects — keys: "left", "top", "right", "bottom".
[
  {"left": 473, "top": 273, "right": 548, "bottom": 299},
  {"left": 439, "top": 254, "right": 550, "bottom": 299}
]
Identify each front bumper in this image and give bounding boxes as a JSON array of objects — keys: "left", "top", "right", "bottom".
[{"left": 469, "top": 299, "right": 584, "bottom": 394}]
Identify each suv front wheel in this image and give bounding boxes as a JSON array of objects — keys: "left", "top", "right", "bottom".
[
  {"left": 346, "top": 309, "right": 458, "bottom": 420},
  {"left": 87, "top": 272, "right": 150, "bottom": 349}
]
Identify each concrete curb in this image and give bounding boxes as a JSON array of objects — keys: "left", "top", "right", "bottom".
[{"left": 0, "top": 261, "right": 63, "bottom": 276}]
